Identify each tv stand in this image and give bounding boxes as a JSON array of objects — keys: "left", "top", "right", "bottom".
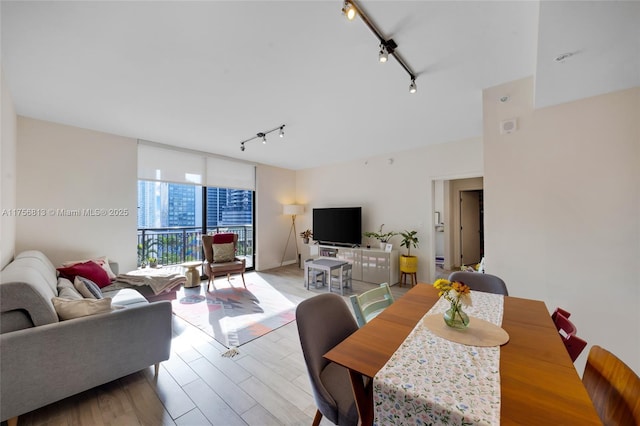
[{"left": 311, "top": 244, "right": 399, "bottom": 285}]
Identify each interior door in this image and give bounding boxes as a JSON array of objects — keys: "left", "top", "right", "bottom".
[{"left": 460, "top": 191, "right": 481, "bottom": 265}]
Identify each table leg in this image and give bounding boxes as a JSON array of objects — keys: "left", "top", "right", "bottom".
[
  {"left": 348, "top": 370, "right": 373, "bottom": 426},
  {"left": 304, "top": 262, "right": 309, "bottom": 289}
]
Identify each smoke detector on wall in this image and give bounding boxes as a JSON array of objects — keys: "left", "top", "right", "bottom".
[{"left": 500, "top": 118, "right": 518, "bottom": 134}]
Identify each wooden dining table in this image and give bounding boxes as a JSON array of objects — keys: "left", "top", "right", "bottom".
[{"left": 324, "top": 283, "right": 602, "bottom": 425}]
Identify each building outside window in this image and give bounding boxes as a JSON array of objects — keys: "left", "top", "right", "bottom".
[{"left": 137, "top": 181, "right": 254, "bottom": 268}]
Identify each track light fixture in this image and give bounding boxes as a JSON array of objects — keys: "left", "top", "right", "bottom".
[
  {"left": 378, "top": 43, "right": 388, "bottom": 63},
  {"left": 409, "top": 78, "right": 417, "bottom": 94},
  {"left": 342, "top": 0, "right": 417, "bottom": 94},
  {"left": 342, "top": 0, "right": 356, "bottom": 21},
  {"left": 239, "top": 124, "right": 286, "bottom": 151}
]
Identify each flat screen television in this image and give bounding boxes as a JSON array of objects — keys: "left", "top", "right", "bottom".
[{"left": 312, "top": 207, "right": 362, "bottom": 246}]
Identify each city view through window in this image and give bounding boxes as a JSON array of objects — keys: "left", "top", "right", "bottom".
[{"left": 137, "top": 181, "right": 254, "bottom": 268}]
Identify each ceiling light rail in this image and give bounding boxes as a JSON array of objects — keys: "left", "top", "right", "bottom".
[
  {"left": 240, "top": 124, "right": 285, "bottom": 151},
  {"left": 342, "top": 0, "right": 417, "bottom": 93}
]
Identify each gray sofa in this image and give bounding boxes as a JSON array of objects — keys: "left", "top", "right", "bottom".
[{"left": 0, "top": 250, "right": 173, "bottom": 425}]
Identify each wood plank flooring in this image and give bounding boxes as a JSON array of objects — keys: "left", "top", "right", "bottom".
[{"left": 13, "top": 264, "right": 412, "bottom": 426}]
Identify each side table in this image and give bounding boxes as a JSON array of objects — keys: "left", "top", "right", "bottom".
[{"left": 181, "top": 261, "right": 202, "bottom": 288}]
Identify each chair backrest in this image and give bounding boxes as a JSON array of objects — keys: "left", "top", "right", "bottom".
[
  {"left": 296, "top": 293, "right": 359, "bottom": 424},
  {"left": 447, "top": 271, "right": 509, "bottom": 296},
  {"left": 583, "top": 345, "right": 640, "bottom": 426},
  {"left": 202, "top": 233, "right": 238, "bottom": 263},
  {"left": 552, "top": 310, "right": 587, "bottom": 362},
  {"left": 349, "top": 283, "right": 394, "bottom": 327},
  {"left": 553, "top": 311, "right": 577, "bottom": 336}
]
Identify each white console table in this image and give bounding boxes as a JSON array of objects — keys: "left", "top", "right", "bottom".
[{"left": 301, "top": 244, "right": 399, "bottom": 285}]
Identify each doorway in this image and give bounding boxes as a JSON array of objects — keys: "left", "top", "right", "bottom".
[
  {"left": 460, "top": 190, "right": 484, "bottom": 266},
  {"left": 432, "top": 177, "right": 484, "bottom": 275}
]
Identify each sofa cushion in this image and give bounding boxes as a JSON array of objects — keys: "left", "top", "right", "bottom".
[
  {"left": 57, "top": 261, "right": 111, "bottom": 288},
  {"left": 213, "top": 242, "right": 235, "bottom": 263},
  {"left": 57, "top": 278, "right": 83, "bottom": 300},
  {"left": 74, "top": 276, "right": 103, "bottom": 299},
  {"left": 103, "top": 288, "right": 149, "bottom": 308},
  {"left": 51, "top": 297, "right": 113, "bottom": 320},
  {"left": 9, "top": 254, "right": 58, "bottom": 294}
]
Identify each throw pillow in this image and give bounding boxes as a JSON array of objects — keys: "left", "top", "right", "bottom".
[
  {"left": 52, "top": 297, "right": 113, "bottom": 320},
  {"left": 211, "top": 233, "right": 235, "bottom": 244},
  {"left": 57, "top": 261, "right": 111, "bottom": 288},
  {"left": 62, "top": 256, "right": 117, "bottom": 280},
  {"left": 213, "top": 242, "right": 235, "bottom": 263},
  {"left": 74, "top": 276, "right": 104, "bottom": 299},
  {"left": 57, "top": 277, "right": 83, "bottom": 300}
]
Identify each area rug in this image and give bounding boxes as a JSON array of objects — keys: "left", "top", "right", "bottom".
[{"left": 167, "top": 273, "right": 298, "bottom": 351}]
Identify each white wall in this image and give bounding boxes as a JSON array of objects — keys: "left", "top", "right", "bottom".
[
  {"left": 484, "top": 78, "right": 639, "bottom": 373},
  {"left": 16, "top": 118, "right": 138, "bottom": 271},
  {"left": 255, "top": 164, "right": 297, "bottom": 271},
  {"left": 296, "top": 137, "right": 483, "bottom": 282},
  {"left": 1, "top": 68, "right": 17, "bottom": 268}
]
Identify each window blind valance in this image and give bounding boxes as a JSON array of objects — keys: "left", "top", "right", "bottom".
[{"left": 138, "top": 142, "right": 255, "bottom": 191}]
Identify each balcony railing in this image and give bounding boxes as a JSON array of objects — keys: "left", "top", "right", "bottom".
[{"left": 137, "top": 226, "right": 253, "bottom": 268}]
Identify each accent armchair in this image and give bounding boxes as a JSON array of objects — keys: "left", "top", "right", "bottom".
[{"left": 202, "top": 233, "right": 246, "bottom": 291}]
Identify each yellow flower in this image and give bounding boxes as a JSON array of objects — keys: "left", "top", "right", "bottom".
[
  {"left": 452, "top": 281, "right": 470, "bottom": 295},
  {"left": 433, "top": 278, "right": 452, "bottom": 291},
  {"left": 433, "top": 279, "right": 472, "bottom": 306}
]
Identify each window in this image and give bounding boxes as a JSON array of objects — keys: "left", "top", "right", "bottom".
[{"left": 137, "top": 141, "right": 256, "bottom": 269}]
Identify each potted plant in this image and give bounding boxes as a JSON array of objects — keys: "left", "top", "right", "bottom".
[
  {"left": 399, "top": 230, "right": 419, "bottom": 274},
  {"left": 300, "top": 229, "right": 313, "bottom": 244},
  {"left": 148, "top": 257, "right": 158, "bottom": 268},
  {"left": 137, "top": 237, "right": 158, "bottom": 268},
  {"left": 363, "top": 224, "right": 397, "bottom": 249}
]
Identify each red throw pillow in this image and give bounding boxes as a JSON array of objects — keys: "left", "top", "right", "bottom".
[
  {"left": 212, "top": 233, "right": 235, "bottom": 244},
  {"left": 57, "top": 261, "right": 111, "bottom": 288}
]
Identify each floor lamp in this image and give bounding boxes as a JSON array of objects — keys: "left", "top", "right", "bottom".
[{"left": 280, "top": 204, "right": 304, "bottom": 266}]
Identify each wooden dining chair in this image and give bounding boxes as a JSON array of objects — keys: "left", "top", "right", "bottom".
[
  {"left": 448, "top": 271, "right": 509, "bottom": 296},
  {"left": 582, "top": 345, "right": 640, "bottom": 426},
  {"left": 349, "top": 282, "right": 394, "bottom": 327},
  {"left": 296, "top": 293, "right": 359, "bottom": 426}
]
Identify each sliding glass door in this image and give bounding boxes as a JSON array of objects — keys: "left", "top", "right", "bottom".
[{"left": 137, "top": 181, "right": 254, "bottom": 269}]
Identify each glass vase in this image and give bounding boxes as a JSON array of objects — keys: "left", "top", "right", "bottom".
[{"left": 443, "top": 302, "right": 470, "bottom": 329}]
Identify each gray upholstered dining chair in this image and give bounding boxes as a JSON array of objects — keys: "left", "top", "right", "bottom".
[
  {"left": 296, "top": 293, "right": 359, "bottom": 426},
  {"left": 448, "top": 271, "right": 509, "bottom": 296}
]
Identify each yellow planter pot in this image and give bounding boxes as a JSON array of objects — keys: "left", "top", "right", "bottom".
[{"left": 399, "top": 255, "right": 418, "bottom": 273}]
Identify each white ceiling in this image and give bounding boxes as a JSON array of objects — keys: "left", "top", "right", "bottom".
[{"left": 2, "top": 1, "right": 638, "bottom": 170}]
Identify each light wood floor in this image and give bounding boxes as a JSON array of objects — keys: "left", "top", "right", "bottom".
[{"left": 14, "top": 264, "right": 413, "bottom": 426}]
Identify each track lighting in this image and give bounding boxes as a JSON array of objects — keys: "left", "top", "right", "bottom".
[
  {"left": 239, "top": 124, "right": 286, "bottom": 151},
  {"left": 342, "top": 1, "right": 356, "bottom": 21},
  {"left": 342, "top": 0, "right": 417, "bottom": 94},
  {"left": 378, "top": 43, "right": 388, "bottom": 63},
  {"left": 409, "top": 78, "right": 417, "bottom": 94}
]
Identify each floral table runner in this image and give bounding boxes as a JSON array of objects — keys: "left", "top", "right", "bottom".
[{"left": 373, "top": 291, "right": 505, "bottom": 425}]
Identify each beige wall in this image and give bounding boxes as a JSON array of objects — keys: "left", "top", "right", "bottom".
[
  {"left": 16, "top": 118, "right": 139, "bottom": 271},
  {"left": 1, "top": 68, "right": 17, "bottom": 268},
  {"left": 296, "top": 137, "right": 483, "bottom": 282},
  {"left": 484, "top": 79, "right": 639, "bottom": 373},
  {"left": 12, "top": 117, "right": 296, "bottom": 274},
  {"left": 255, "top": 164, "right": 297, "bottom": 271}
]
